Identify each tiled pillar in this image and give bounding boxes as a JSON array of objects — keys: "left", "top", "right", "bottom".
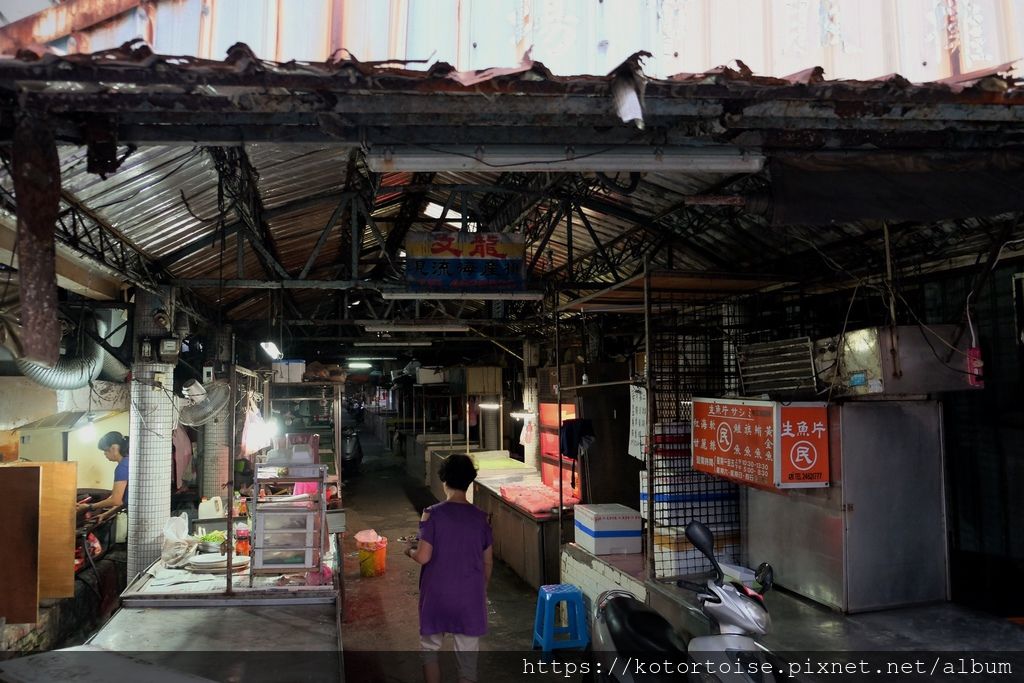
[
  {"left": 202, "top": 326, "right": 232, "bottom": 500},
  {"left": 523, "top": 340, "right": 541, "bottom": 470},
  {"left": 127, "top": 287, "right": 175, "bottom": 579},
  {"left": 128, "top": 362, "right": 174, "bottom": 579},
  {"left": 202, "top": 416, "right": 230, "bottom": 500}
]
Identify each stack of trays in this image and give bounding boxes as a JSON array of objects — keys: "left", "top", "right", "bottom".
[{"left": 187, "top": 553, "right": 250, "bottom": 574}]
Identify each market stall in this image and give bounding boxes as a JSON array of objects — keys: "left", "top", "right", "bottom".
[{"left": 473, "top": 473, "right": 575, "bottom": 589}]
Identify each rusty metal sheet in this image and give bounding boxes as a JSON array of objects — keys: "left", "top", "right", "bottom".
[{"left": 0, "top": 0, "right": 142, "bottom": 54}]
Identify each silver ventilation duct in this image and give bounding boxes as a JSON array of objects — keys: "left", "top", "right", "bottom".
[
  {"left": 15, "top": 317, "right": 108, "bottom": 390},
  {"left": 101, "top": 349, "right": 130, "bottom": 382}
]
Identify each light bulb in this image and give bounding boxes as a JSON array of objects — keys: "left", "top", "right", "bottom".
[
  {"left": 260, "top": 341, "right": 283, "bottom": 360},
  {"left": 79, "top": 420, "right": 97, "bottom": 441}
]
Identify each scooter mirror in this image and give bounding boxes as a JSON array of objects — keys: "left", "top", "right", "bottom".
[
  {"left": 685, "top": 520, "right": 724, "bottom": 584},
  {"left": 755, "top": 562, "right": 774, "bottom": 594}
]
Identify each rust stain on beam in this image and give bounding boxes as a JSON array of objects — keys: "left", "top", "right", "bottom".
[
  {"left": 12, "top": 116, "right": 61, "bottom": 366},
  {"left": 0, "top": 0, "right": 142, "bottom": 54}
]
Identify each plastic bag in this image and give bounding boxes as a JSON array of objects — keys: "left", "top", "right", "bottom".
[
  {"left": 241, "top": 407, "right": 272, "bottom": 456},
  {"left": 161, "top": 513, "right": 198, "bottom": 567},
  {"left": 354, "top": 529, "right": 382, "bottom": 546}
]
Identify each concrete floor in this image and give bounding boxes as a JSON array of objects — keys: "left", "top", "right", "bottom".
[{"left": 339, "top": 426, "right": 542, "bottom": 682}]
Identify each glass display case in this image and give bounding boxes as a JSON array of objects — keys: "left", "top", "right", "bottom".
[{"left": 264, "top": 382, "right": 344, "bottom": 480}]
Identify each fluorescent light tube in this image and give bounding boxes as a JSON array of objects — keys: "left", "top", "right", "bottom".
[
  {"left": 348, "top": 362, "right": 373, "bottom": 370},
  {"left": 363, "top": 323, "right": 470, "bottom": 333},
  {"left": 478, "top": 402, "right": 501, "bottom": 410},
  {"left": 380, "top": 291, "right": 544, "bottom": 301},
  {"left": 260, "top": 341, "right": 283, "bottom": 360},
  {"left": 366, "top": 145, "right": 765, "bottom": 173},
  {"left": 352, "top": 341, "right": 433, "bottom": 347}
]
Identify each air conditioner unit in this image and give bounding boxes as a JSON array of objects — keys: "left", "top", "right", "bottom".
[{"left": 737, "top": 337, "right": 816, "bottom": 397}]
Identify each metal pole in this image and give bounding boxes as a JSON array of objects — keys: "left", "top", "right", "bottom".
[
  {"left": 422, "top": 392, "right": 427, "bottom": 436},
  {"left": 499, "top": 394, "right": 504, "bottom": 453},
  {"left": 643, "top": 258, "right": 655, "bottom": 583},
  {"left": 351, "top": 196, "right": 359, "bottom": 279},
  {"left": 555, "top": 296, "right": 563, "bottom": 546},
  {"left": 465, "top": 396, "right": 470, "bottom": 454},
  {"left": 449, "top": 395, "right": 454, "bottom": 448},
  {"left": 226, "top": 335, "right": 237, "bottom": 596}
]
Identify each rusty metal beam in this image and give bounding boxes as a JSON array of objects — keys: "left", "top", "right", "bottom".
[
  {"left": 0, "top": 217, "right": 121, "bottom": 300},
  {"left": 368, "top": 171, "right": 435, "bottom": 279},
  {"left": 0, "top": 0, "right": 142, "bottom": 53},
  {"left": 298, "top": 193, "right": 351, "bottom": 280},
  {"left": 574, "top": 202, "right": 621, "bottom": 282},
  {"left": 11, "top": 115, "right": 62, "bottom": 366},
  {"left": 527, "top": 203, "right": 566, "bottom": 274}
]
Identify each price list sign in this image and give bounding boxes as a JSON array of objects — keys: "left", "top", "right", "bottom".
[{"left": 691, "top": 398, "right": 829, "bottom": 490}]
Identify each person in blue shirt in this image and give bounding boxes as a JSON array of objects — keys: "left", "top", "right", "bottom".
[{"left": 77, "top": 431, "right": 129, "bottom": 514}]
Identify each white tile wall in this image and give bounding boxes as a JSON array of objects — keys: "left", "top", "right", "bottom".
[
  {"left": 202, "top": 414, "right": 230, "bottom": 500},
  {"left": 128, "top": 362, "right": 176, "bottom": 579},
  {"left": 560, "top": 546, "right": 648, "bottom": 617}
]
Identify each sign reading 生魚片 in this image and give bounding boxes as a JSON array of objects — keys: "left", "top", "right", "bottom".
[
  {"left": 405, "top": 232, "right": 525, "bottom": 290},
  {"left": 690, "top": 398, "right": 830, "bottom": 490}
]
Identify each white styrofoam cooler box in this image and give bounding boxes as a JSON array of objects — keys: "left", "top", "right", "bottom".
[
  {"left": 287, "top": 360, "right": 306, "bottom": 383},
  {"left": 574, "top": 503, "right": 642, "bottom": 555},
  {"left": 272, "top": 361, "right": 288, "bottom": 383},
  {"left": 639, "top": 472, "right": 740, "bottom": 526}
]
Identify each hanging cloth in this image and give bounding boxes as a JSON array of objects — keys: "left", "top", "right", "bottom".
[
  {"left": 171, "top": 424, "right": 193, "bottom": 490},
  {"left": 559, "top": 419, "right": 595, "bottom": 491}
]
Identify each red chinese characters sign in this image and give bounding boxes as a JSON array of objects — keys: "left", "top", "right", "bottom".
[
  {"left": 777, "top": 404, "right": 830, "bottom": 486},
  {"left": 691, "top": 398, "right": 776, "bottom": 489},
  {"left": 405, "top": 232, "right": 525, "bottom": 291},
  {"left": 691, "top": 398, "right": 829, "bottom": 490}
]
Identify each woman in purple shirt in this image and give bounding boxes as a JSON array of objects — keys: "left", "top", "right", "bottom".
[{"left": 405, "top": 454, "right": 493, "bottom": 683}]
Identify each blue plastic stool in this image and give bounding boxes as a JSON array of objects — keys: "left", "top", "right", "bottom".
[{"left": 532, "top": 583, "right": 589, "bottom": 651}]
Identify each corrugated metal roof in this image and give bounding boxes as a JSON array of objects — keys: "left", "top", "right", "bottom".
[
  {"left": 0, "top": 43, "right": 1020, "bottom": 338},
  {"left": 4, "top": 0, "right": 1022, "bottom": 84}
]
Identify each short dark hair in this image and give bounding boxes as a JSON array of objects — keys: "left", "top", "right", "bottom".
[
  {"left": 97, "top": 431, "right": 127, "bottom": 452},
  {"left": 439, "top": 454, "right": 477, "bottom": 492}
]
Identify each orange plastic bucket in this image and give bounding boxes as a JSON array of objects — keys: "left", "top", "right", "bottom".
[{"left": 357, "top": 537, "right": 387, "bottom": 577}]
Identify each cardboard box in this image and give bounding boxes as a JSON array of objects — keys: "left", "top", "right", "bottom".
[
  {"left": 652, "top": 525, "right": 740, "bottom": 578},
  {"left": 574, "top": 503, "right": 642, "bottom": 555}
]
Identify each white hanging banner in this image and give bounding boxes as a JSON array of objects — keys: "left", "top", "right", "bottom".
[{"left": 628, "top": 385, "right": 647, "bottom": 460}]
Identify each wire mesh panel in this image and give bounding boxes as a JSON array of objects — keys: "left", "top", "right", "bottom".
[{"left": 647, "top": 293, "right": 742, "bottom": 580}]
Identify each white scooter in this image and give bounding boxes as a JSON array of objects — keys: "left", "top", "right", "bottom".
[{"left": 588, "top": 520, "right": 778, "bottom": 682}]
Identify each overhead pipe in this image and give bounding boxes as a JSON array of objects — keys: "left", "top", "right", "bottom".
[
  {"left": 15, "top": 317, "right": 107, "bottom": 390},
  {"left": 101, "top": 349, "right": 130, "bottom": 382}
]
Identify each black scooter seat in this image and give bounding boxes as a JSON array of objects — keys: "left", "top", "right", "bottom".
[{"left": 604, "top": 595, "right": 688, "bottom": 656}]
